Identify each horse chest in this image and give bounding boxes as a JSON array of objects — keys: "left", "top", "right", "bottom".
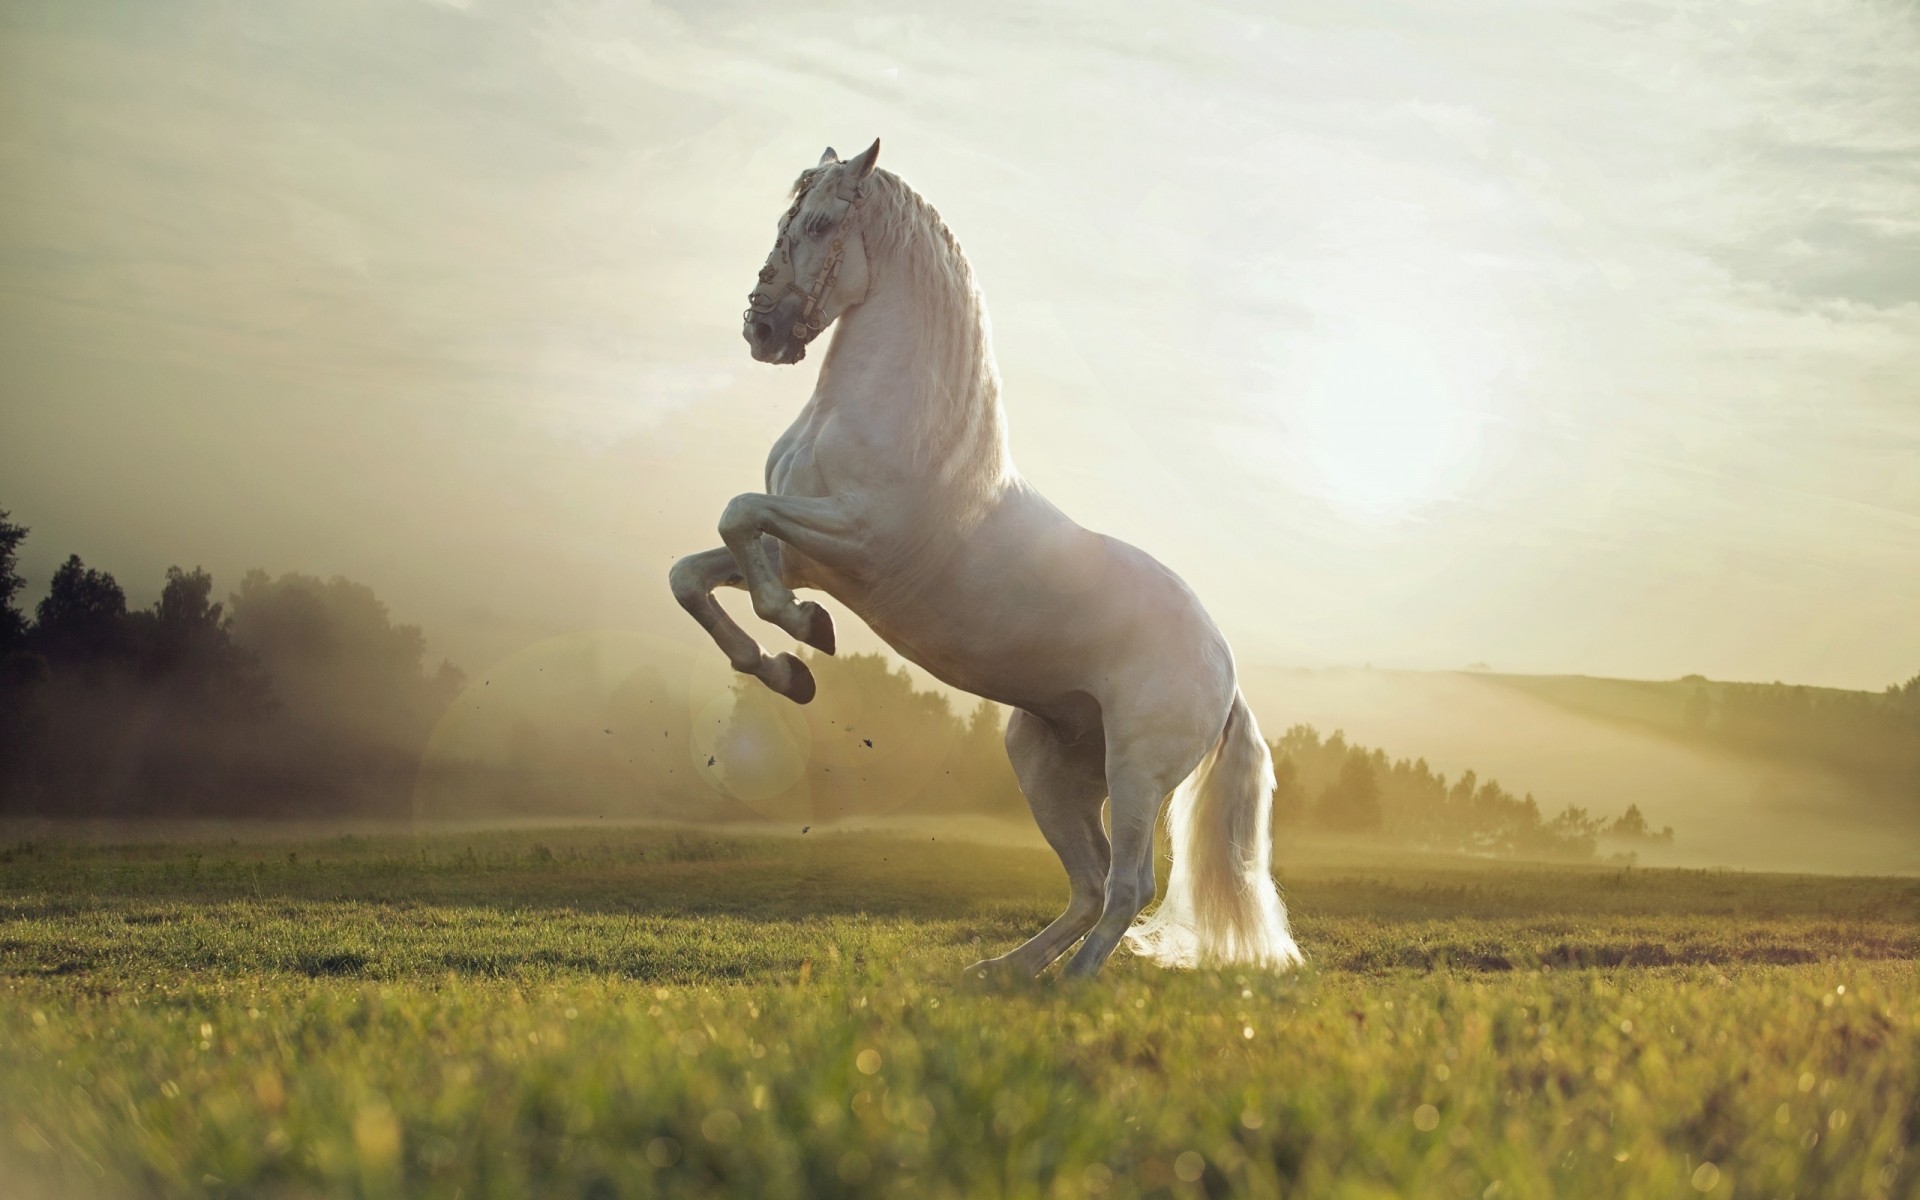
[
  {"left": 765, "top": 409, "right": 872, "bottom": 500},
  {"left": 764, "top": 426, "right": 823, "bottom": 498},
  {"left": 761, "top": 422, "right": 886, "bottom": 599}
]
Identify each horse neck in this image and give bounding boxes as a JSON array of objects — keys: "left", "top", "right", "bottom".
[{"left": 817, "top": 226, "right": 1010, "bottom": 505}]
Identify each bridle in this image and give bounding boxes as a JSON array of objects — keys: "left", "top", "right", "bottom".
[{"left": 744, "top": 177, "right": 866, "bottom": 345}]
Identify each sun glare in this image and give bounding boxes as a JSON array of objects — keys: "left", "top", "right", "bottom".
[{"left": 1293, "top": 330, "right": 1480, "bottom": 520}]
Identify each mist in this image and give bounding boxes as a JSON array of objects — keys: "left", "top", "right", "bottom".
[
  {"left": 1243, "top": 668, "right": 1920, "bottom": 875},
  {"left": 3, "top": 3, "right": 1917, "bottom": 876},
  {"left": 4, "top": 0, "right": 1918, "bottom": 692}
]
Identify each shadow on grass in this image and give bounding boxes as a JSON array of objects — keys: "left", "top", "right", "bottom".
[
  {"left": 0, "top": 830, "right": 1064, "bottom": 923},
  {"left": 1333, "top": 939, "right": 1852, "bottom": 974}
]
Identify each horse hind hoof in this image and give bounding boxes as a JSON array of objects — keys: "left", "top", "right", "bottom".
[
  {"left": 796, "top": 601, "right": 836, "bottom": 655},
  {"left": 961, "top": 957, "right": 1042, "bottom": 989},
  {"left": 766, "top": 652, "right": 816, "bottom": 704}
]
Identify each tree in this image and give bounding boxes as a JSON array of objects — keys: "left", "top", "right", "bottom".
[
  {"left": 132, "top": 566, "right": 271, "bottom": 712},
  {"left": 1685, "top": 686, "right": 1711, "bottom": 732},
  {"left": 33, "top": 555, "right": 129, "bottom": 665},
  {"left": 0, "top": 511, "right": 41, "bottom": 798},
  {"left": 713, "top": 652, "right": 1030, "bottom": 822},
  {"left": 1888, "top": 672, "right": 1920, "bottom": 709},
  {"left": 226, "top": 569, "right": 462, "bottom": 743},
  {"left": 943, "top": 698, "right": 1025, "bottom": 816},
  {"left": 152, "top": 566, "right": 222, "bottom": 650},
  {"left": 0, "top": 509, "right": 27, "bottom": 652},
  {"left": 1270, "top": 755, "right": 1306, "bottom": 827},
  {"left": 1316, "top": 748, "right": 1383, "bottom": 832},
  {"left": 1543, "top": 804, "right": 1601, "bottom": 860},
  {"left": 1605, "top": 803, "right": 1674, "bottom": 844}
]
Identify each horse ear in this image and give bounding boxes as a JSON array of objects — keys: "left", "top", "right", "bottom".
[
  {"left": 818, "top": 146, "right": 839, "bottom": 167},
  {"left": 848, "top": 138, "right": 880, "bottom": 179}
]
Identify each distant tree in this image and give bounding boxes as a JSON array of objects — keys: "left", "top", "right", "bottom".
[
  {"left": 129, "top": 566, "right": 271, "bottom": 713},
  {"left": 0, "top": 509, "right": 27, "bottom": 652},
  {"left": 1888, "top": 673, "right": 1920, "bottom": 708},
  {"left": 1267, "top": 721, "right": 1660, "bottom": 860},
  {"left": 33, "top": 555, "right": 129, "bottom": 666},
  {"left": 1316, "top": 748, "right": 1383, "bottom": 832},
  {"left": 1446, "top": 769, "right": 1478, "bottom": 820},
  {"left": 1605, "top": 803, "right": 1674, "bottom": 844},
  {"left": 150, "top": 567, "right": 224, "bottom": 658},
  {"left": 226, "top": 569, "right": 462, "bottom": 744},
  {"left": 1270, "top": 755, "right": 1307, "bottom": 827},
  {"left": 944, "top": 698, "right": 1025, "bottom": 817},
  {"left": 0, "top": 523, "right": 482, "bottom": 816},
  {"left": 1542, "top": 804, "right": 1601, "bottom": 859},
  {"left": 0, "top": 511, "right": 41, "bottom": 796},
  {"left": 713, "top": 653, "right": 1027, "bottom": 822},
  {"left": 1680, "top": 674, "right": 1920, "bottom": 796},
  {"left": 1685, "top": 686, "right": 1711, "bottom": 732},
  {"left": 7, "top": 554, "right": 138, "bottom": 809}
]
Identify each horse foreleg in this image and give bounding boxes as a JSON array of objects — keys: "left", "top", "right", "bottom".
[
  {"left": 717, "top": 492, "right": 866, "bottom": 655},
  {"left": 668, "top": 546, "right": 817, "bottom": 704}
]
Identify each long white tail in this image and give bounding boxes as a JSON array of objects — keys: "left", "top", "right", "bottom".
[{"left": 1125, "top": 690, "right": 1303, "bottom": 969}]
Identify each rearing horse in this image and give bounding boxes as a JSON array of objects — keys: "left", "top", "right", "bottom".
[{"left": 670, "top": 140, "right": 1302, "bottom": 977}]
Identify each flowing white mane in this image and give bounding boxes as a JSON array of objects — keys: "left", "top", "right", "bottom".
[{"left": 799, "top": 165, "right": 1014, "bottom": 512}]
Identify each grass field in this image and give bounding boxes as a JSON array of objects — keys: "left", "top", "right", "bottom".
[{"left": 2, "top": 824, "right": 1917, "bottom": 1199}]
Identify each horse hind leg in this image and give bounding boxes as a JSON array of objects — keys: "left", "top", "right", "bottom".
[
  {"left": 1062, "top": 721, "right": 1217, "bottom": 979},
  {"left": 966, "top": 710, "right": 1109, "bottom": 980}
]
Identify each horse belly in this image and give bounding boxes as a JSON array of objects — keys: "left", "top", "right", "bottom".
[{"left": 847, "top": 564, "right": 1121, "bottom": 712}]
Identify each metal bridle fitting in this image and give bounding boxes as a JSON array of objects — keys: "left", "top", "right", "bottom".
[{"left": 744, "top": 181, "right": 865, "bottom": 344}]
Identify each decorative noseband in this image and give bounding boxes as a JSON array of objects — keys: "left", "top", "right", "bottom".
[{"left": 744, "top": 181, "right": 865, "bottom": 345}]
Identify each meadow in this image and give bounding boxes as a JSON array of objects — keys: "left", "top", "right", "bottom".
[{"left": 1, "top": 824, "right": 1916, "bottom": 1199}]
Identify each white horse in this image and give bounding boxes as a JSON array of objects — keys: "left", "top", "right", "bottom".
[{"left": 670, "top": 140, "right": 1302, "bottom": 978}]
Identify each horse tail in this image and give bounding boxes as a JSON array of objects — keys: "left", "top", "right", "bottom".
[{"left": 1126, "top": 689, "right": 1304, "bottom": 969}]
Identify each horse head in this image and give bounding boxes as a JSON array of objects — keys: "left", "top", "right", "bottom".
[{"left": 742, "top": 139, "right": 880, "bottom": 364}]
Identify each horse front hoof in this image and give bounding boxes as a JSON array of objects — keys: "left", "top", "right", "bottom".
[
  {"left": 796, "top": 601, "right": 836, "bottom": 655},
  {"left": 765, "top": 652, "right": 816, "bottom": 704}
]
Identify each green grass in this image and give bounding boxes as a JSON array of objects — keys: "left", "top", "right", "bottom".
[{"left": 2, "top": 825, "right": 1917, "bottom": 1198}]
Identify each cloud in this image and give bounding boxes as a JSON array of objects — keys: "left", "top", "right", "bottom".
[{"left": 1, "top": 0, "right": 1915, "bottom": 688}]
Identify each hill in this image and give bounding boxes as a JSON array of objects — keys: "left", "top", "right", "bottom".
[{"left": 1239, "top": 666, "right": 1919, "bottom": 876}]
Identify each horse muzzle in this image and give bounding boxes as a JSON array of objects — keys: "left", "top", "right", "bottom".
[{"left": 743, "top": 299, "right": 811, "bottom": 365}]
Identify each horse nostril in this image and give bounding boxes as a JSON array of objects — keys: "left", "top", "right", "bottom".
[{"left": 753, "top": 321, "right": 772, "bottom": 342}]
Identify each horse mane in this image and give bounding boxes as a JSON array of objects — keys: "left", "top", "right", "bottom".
[{"left": 795, "top": 164, "right": 1014, "bottom": 515}]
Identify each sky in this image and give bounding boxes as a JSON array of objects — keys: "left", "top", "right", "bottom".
[{"left": 2, "top": 0, "right": 1917, "bottom": 693}]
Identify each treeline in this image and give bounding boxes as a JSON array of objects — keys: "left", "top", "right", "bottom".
[
  {"left": 714, "top": 650, "right": 1026, "bottom": 822},
  {"left": 0, "top": 503, "right": 1681, "bottom": 851},
  {"left": 0, "top": 506, "right": 1021, "bottom": 822},
  {"left": 1270, "top": 725, "right": 1671, "bottom": 860},
  {"left": 0, "top": 509, "right": 462, "bottom": 815},
  {"left": 710, "top": 653, "right": 1673, "bottom": 859},
  {"left": 1678, "top": 674, "right": 1920, "bottom": 797},
  {"left": 413, "top": 647, "right": 1029, "bottom": 825}
]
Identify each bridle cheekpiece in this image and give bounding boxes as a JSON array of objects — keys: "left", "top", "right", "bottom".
[{"left": 744, "top": 175, "right": 867, "bottom": 345}]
